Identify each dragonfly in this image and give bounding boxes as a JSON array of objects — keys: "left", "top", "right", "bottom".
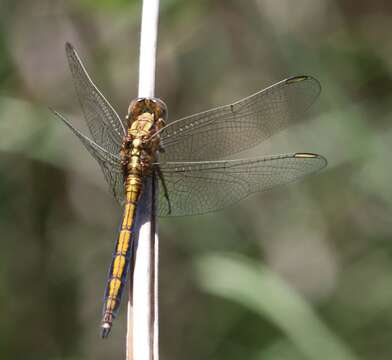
[{"left": 52, "top": 42, "right": 327, "bottom": 338}]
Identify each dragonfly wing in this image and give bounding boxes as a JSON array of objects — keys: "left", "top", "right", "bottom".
[
  {"left": 65, "top": 42, "right": 126, "bottom": 156},
  {"left": 52, "top": 110, "right": 125, "bottom": 205},
  {"left": 156, "top": 153, "right": 327, "bottom": 216},
  {"left": 159, "top": 76, "right": 321, "bottom": 162}
]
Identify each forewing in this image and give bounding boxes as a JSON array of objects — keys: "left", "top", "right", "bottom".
[
  {"left": 52, "top": 110, "right": 125, "bottom": 204},
  {"left": 65, "top": 42, "right": 126, "bottom": 156},
  {"left": 159, "top": 76, "right": 320, "bottom": 162},
  {"left": 157, "top": 153, "right": 327, "bottom": 216}
]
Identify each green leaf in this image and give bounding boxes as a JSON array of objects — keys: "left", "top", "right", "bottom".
[{"left": 195, "top": 254, "right": 359, "bottom": 360}]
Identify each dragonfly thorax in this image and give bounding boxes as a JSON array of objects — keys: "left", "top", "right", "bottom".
[
  {"left": 120, "top": 98, "right": 167, "bottom": 177},
  {"left": 128, "top": 112, "right": 154, "bottom": 138}
]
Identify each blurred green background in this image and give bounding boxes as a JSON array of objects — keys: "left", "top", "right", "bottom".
[{"left": 1, "top": 0, "right": 392, "bottom": 359}]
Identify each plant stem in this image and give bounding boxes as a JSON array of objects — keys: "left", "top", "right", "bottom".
[{"left": 127, "top": 1, "right": 161, "bottom": 359}]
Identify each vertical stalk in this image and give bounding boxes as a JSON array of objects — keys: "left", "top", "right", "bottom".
[
  {"left": 138, "top": 0, "right": 160, "bottom": 99},
  {"left": 127, "top": 1, "right": 161, "bottom": 360}
]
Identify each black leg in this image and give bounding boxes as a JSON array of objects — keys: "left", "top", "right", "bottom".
[{"left": 155, "top": 166, "right": 172, "bottom": 215}]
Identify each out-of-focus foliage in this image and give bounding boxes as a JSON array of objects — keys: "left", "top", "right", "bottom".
[
  {"left": 196, "top": 254, "right": 358, "bottom": 360},
  {"left": 0, "top": 0, "right": 392, "bottom": 359}
]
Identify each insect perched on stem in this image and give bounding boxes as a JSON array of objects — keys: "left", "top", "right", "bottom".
[{"left": 52, "top": 42, "right": 327, "bottom": 337}]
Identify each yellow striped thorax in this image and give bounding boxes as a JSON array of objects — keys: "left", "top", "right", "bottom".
[{"left": 121, "top": 97, "right": 167, "bottom": 177}]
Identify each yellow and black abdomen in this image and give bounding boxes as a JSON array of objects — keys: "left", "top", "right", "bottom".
[{"left": 101, "top": 171, "right": 142, "bottom": 338}]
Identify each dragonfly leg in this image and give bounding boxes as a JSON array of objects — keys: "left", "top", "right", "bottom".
[{"left": 155, "top": 166, "right": 172, "bottom": 214}]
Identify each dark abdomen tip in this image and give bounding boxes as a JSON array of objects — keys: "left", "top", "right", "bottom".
[{"left": 101, "top": 322, "right": 112, "bottom": 338}]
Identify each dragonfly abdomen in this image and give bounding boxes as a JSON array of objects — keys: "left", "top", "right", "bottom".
[{"left": 101, "top": 172, "right": 142, "bottom": 338}]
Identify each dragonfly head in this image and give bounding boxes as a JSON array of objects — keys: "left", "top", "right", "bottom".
[{"left": 126, "top": 97, "right": 167, "bottom": 130}]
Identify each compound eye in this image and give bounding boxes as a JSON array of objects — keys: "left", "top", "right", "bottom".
[
  {"left": 161, "top": 104, "right": 168, "bottom": 119},
  {"left": 152, "top": 98, "right": 168, "bottom": 120},
  {"left": 127, "top": 98, "right": 145, "bottom": 117}
]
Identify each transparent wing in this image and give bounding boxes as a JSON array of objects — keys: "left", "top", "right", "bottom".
[
  {"left": 157, "top": 153, "right": 327, "bottom": 216},
  {"left": 65, "top": 42, "right": 126, "bottom": 156},
  {"left": 159, "top": 76, "right": 321, "bottom": 162},
  {"left": 52, "top": 110, "right": 125, "bottom": 204}
]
